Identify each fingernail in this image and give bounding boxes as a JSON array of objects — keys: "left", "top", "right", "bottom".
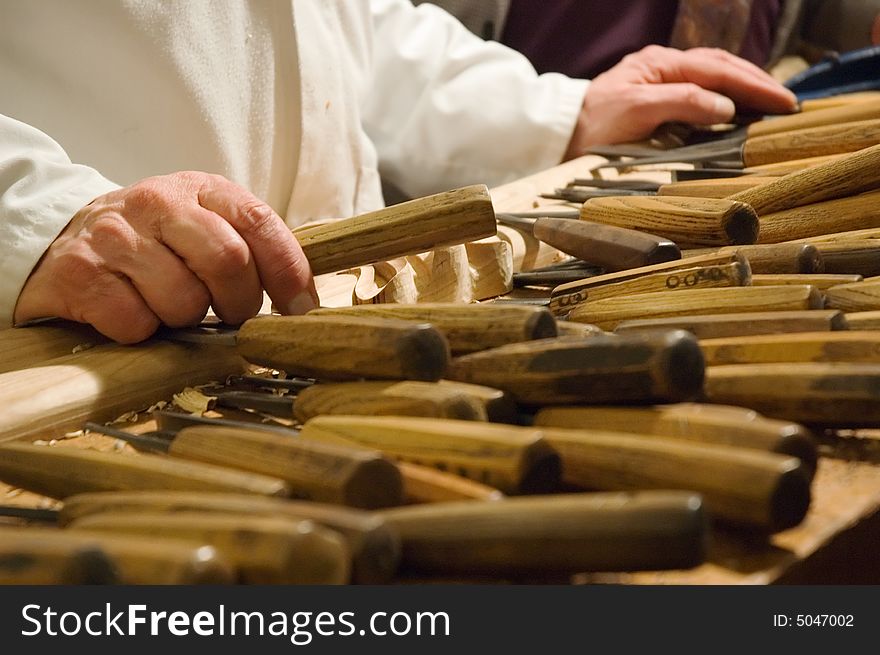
[
  {"left": 284, "top": 290, "right": 318, "bottom": 315},
  {"left": 713, "top": 95, "right": 736, "bottom": 120}
]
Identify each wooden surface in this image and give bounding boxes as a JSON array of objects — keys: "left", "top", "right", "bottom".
[{"left": 2, "top": 154, "right": 880, "bottom": 584}]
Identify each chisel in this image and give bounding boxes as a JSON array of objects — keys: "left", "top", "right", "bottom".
[
  {"left": 578, "top": 196, "right": 759, "bottom": 248},
  {"left": 825, "top": 277, "right": 880, "bottom": 311},
  {"left": 568, "top": 285, "right": 824, "bottom": 331},
  {"left": 57, "top": 490, "right": 401, "bottom": 585},
  {"left": 307, "top": 303, "right": 557, "bottom": 355},
  {"left": 752, "top": 190, "right": 880, "bottom": 244},
  {"left": 541, "top": 426, "right": 811, "bottom": 532},
  {"left": 397, "top": 461, "right": 505, "bottom": 504},
  {"left": 67, "top": 512, "right": 351, "bottom": 584},
  {"left": 293, "top": 184, "right": 497, "bottom": 275},
  {"left": 613, "top": 309, "right": 847, "bottom": 339},
  {"left": 532, "top": 403, "right": 818, "bottom": 478},
  {"left": 494, "top": 214, "right": 681, "bottom": 272},
  {"left": 0, "top": 527, "right": 236, "bottom": 584},
  {"left": 699, "top": 331, "right": 880, "bottom": 366},
  {"left": 167, "top": 314, "right": 451, "bottom": 381},
  {"left": 378, "top": 491, "right": 707, "bottom": 575},
  {"left": 83, "top": 420, "right": 403, "bottom": 510},
  {"left": 680, "top": 243, "right": 824, "bottom": 274},
  {"left": 842, "top": 310, "right": 880, "bottom": 331},
  {"left": 591, "top": 117, "right": 880, "bottom": 170},
  {"left": 446, "top": 330, "right": 705, "bottom": 405},
  {"left": 813, "top": 239, "right": 880, "bottom": 277},
  {"left": 297, "top": 415, "right": 561, "bottom": 495},
  {"left": 749, "top": 274, "right": 862, "bottom": 290},
  {"left": 0, "top": 442, "right": 292, "bottom": 499},
  {"left": 704, "top": 362, "right": 880, "bottom": 426},
  {"left": 657, "top": 176, "right": 778, "bottom": 198},
  {"left": 549, "top": 252, "right": 750, "bottom": 317}
]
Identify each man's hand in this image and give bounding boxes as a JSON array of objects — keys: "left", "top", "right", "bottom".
[
  {"left": 564, "top": 45, "right": 800, "bottom": 157},
  {"left": 13, "top": 171, "right": 317, "bottom": 343}
]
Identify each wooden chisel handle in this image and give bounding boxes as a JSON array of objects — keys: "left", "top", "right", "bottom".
[
  {"left": 681, "top": 243, "right": 823, "bottom": 274},
  {"left": 756, "top": 190, "right": 880, "bottom": 244},
  {"left": 0, "top": 443, "right": 292, "bottom": 499},
  {"left": 699, "top": 331, "right": 880, "bottom": 366},
  {"left": 397, "top": 461, "right": 505, "bottom": 503},
  {"left": 447, "top": 331, "right": 705, "bottom": 405},
  {"left": 58, "top": 491, "right": 400, "bottom": 585},
  {"left": 750, "top": 274, "right": 862, "bottom": 290},
  {"left": 742, "top": 118, "right": 880, "bottom": 167},
  {"left": 658, "top": 177, "right": 777, "bottom": 198},
  {"left": 236, "top": 315, "right": 450, "bottom": 381},
  {"left": 704, "top": 362, "right": 880, "bottom": 427},
  {"left": 569, "top": 285, "right": 824, "bottom": 331},
  {"left": 747, "top": 99, "right": 880, "bottom": 137},
  {"left": 728, "top": 143, "right": 880, "bottom": 215},
  {"left": 298, "top": 415, "right": 561, "bottom": 495},
  {"left": 292, "top": 380, "right": 489, "bottom": 422},
  {"left": 378, "top": 491, "right": 707, "bottom": 575},
  {"left": 613, "top": 309, "right": 847, "bottom": 339},
  {"left": 580, "top": 196, "right": 759, "bottom": 248},
  {"left": 533, "top": 403, "right": 818, "bottom": 478},
  {"left": 169, "top": 425, "right": 404, "bottom": 509},
  {"left": 814, "top": 239, "right": 880, "bottom": 277},
  {"left": 531, "top": 218, "right": 681, "bottom": 271},
  {"left": 542, "top": 427, "right": 811, "bottom": 532},
  {"left": 825, "top": 278, "right": 880, "bottom": 312},
  {"left": 67, "top": 512, "right": 351, "bottom": 585},
  {"left": 800, "top": 91, "right": 880, "bottom": 112},
  {"left": 308, "top": 303, "right": 556, "bottom": 355},
  {"left": 0, "top": 527, "right": 236, "bottom": 584},
  {"left": 296, "top": 185, "right": 497, "bottom": 276}
]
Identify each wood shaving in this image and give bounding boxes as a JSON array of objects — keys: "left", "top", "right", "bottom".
[
  {"left": 173, "top": 387, "right": 215, "bottom": 414},
  {"left": 4, "top": 489, "right": 22, "bottom": 498},
  {"left": 110, "top": 411, "right": 139, "bottom": 425},
  {"left": 71, "top": 342, "right": 97, "bottom": 354}
]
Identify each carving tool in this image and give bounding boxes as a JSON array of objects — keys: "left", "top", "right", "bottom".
[{"left": 613, "top": 309, "right": 847, "bottom": 339}]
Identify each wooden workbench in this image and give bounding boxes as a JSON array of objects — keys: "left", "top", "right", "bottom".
[{"left": 2, "top": 154, "right": 879, "bottom": 584}]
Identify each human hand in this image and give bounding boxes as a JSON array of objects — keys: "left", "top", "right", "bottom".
[
  {"left": 564, "top": 45, "right": 799, "bottom": 157},
  {"left": 13, "top": 171, "right": 317, "bottom": 343}
]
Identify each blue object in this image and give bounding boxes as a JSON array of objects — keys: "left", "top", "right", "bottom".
[{"left": 784, "top": 45, "right": 880, "bottom": 101}]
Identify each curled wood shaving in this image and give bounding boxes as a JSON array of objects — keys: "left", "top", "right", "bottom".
[
  {"left": 71, "top": 342, "right": 97, "bottom": 354},
  {"left": 173, "top": 387, "right": 215, "bottom": 414}
]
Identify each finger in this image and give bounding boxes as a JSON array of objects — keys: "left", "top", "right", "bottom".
[
  {"left": 73, "top": 270, "right": 161, "bottom": 344},
  {"left": 196, "top": 175, "right": 316, "bottom": 316},
  {"left": 630, "top": 82, "right": 737, "bottom": 129},
  {"left": 99, "top": 234, "right": 213, "bottom": 328},
  {"left": 154, "top": 203, "right": 265, "bottom": 324},
  {"left": 652, "top": 47, "right": 798, "bottom": 114}
]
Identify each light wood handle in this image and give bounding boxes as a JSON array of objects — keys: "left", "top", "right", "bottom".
[
  {"left": 532, "top": 218, "right": 681, "bottom": 271},
  {"left": 750, "top": 274, "right": 862, "bottom": 290},
  {"left": 172, "top": 425, "right": 403, "bottom": 509},
  {"left": 378, "top": 491, "right": 707, "bottom": 575},
  {"left": 0, "top": 341, "right": 244, "bottom": 443},
  {"left": 658, "top": 177, "right": 776, "bottom": 198},
  {"left": 580, "top": 196, "right": 759, "bottom": 247},
  {"left": 705, "top": 362, "right": 880, "bottom": 427},
  {"left": 299, "top": 415, "right": 561, "bottom": 495},
  {"left": 549, "top": 259, "right": 750, "bottom": 317},
  {"left": 292, "top": 380, "right": 488, "bottom": 423},
  {"left": 613, "top": 309, "right": 846, "bottom": 339},
  {"left": 0, "top": 322, "right": 107, "bottom": 375},
  {"left": 397, "top": 461, "right": 505, "bottom": 503},
  {"left": 728, "top": 143, "right": 880, "bottom": 215},
  {"left": 682, "top": 243, "right": 824, "bottom": 274},
  {"left": 236, "top": 315, "right": 450, "bottom": 381},
  {"left": 58, "top": 490, "right": 400, "bottom": 584},
  {"left": 841, "top": 310, "right": 880, "bottom": 331},
  {"left": 824, "top": 278, "right": 880, "bottom": 312},
  {"left": 554, "top": 321, "right": 606, "bottom": 338},
  {"left": 68, "top": 512, "right": 351, "bottom": 584},
  {"left": 296, "top": 185, "right": 496, "bottom": 276},
  {"left": 742, "top": 154, "right": 845, "bottom": 176},
  {"left": 569, "top": 285, "right": 824, "bottom": 331},
  {"left": 447, "top": 331, "right": 705, "bottom": 405},
  {"left": 0, "top": 443, "right": 291, "bottom": 499},
  {"left": 747, "top": 99, "right": 880, "bottom": 137},
  {"left": 0, "top": 527, "right": 236, "bottom": 584},
  {"left": 549, "top": 252, "right": 745, "bottom": 317},
  {"left": 813, "top": 239, "right": 880, "bottom": 277},
  {"left": 542, "top": 427, "right": 810, "bottom": 532},
  {"left": 700, "top": 331, "right": 880, "bottom": 367},
  {"left": 800, "top": 91, "right": 880, "bottom": 112},
  {"left": 756, "top": 190, "right": 880, "bottom": 244},
  {"left": 742, "top": 118, "right": 880, "bottom": 167},
  {"left": 533, "top": 403, "right": 817, "bottom": 477},
  {"left": 308, "top": 303, "right": 556, "bottom": 355}
]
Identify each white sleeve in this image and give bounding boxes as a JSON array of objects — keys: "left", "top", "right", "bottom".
[
  {"left": 0, "top": 114, "right": 119, "bottom": 326},
  {"left": 365, "top": 0, "right": 589, "bottom": 199}
]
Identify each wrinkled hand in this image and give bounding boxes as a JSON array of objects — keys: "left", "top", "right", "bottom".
[
  {"left": 13, "top": 171, "right": 317, "bottom": 343},
  {"left": 565, "top": 45, "right": 799, "bottom": 157}
]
